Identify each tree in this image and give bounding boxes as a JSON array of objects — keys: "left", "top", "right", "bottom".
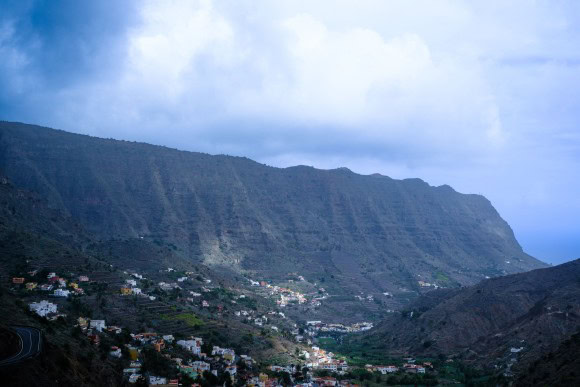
[
  {"left": 140, "top": 347, "right": 175, "bottom": 378},
  {"left": 202, "top": 370, "right": 219, "bottom": 386},
  {"left": 134, "top": 376, "right": 148, "bottom": 387},
  {"left": 280, "top": 372, "right": 292, "bottom": 386}
]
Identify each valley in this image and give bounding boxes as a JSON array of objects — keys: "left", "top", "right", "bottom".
[{"left": 0, "top": 122, "right": 577, "bottom": 386}]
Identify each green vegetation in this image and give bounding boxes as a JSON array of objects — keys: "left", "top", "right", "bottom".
[
  {"left": 316, "top": 336, "right": 399, "bottom": 366},
  {"left": 161, "top": 313, "right": 204, "bottom": 327},
  {"left": 317, "top": 337, "right": 337, "bottom": 346},
  {"left": 435, "top": 271, "right": 450, "bottom": 283},
  {"left": 316, "top": 336, "right": 495, "bottom": 385}
]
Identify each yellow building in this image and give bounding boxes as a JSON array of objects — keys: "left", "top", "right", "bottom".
[
  {"left": 78, "top": 317, "right": 89, "bottom": 328},
  {"left": 129, "top": 348, "right": 139, "bottom": 361},
  {"left": 25, "top": 282, "right": 38, "bottom": 290},
  {"left": 120, "top": 287, "right": 132, "bottom": 295}
]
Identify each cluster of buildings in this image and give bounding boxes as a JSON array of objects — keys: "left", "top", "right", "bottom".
[
  {"left": 354, "top": 294, "right": 374, "bottom": 302},
  {"left": 306, "top": 346, "right": 348, "bottom": 374},
  {"left": 176, "top": 337, "right": 203, "bottom": 355},
  {"left": 305, "top": 321, "right": 373, "bottom": 335},
  {"left": 277, "top": 290, "right": 307, "bottom": 307},
  {"left": 365, "top": 359, "right": 432, "bottom": 375},
  {"left": 14, "top": 266, "right": 439, "bottom": 386},
  {"left": 417, "top": 280, "right": 439, "bottom": 289},
  {"left": 122, "top": 334, "right": 254, "bottom": 385},
  {"left": 158, "top": 281, "right": 181, "bottom": 292},
  {"left": 29, "top": 300, "right": 58, "bottom": 317},
  {"left": 120, "top": 279, "right": 142, "bottom": 295},
  {"left": 14, "top": 271, "right": 87, "bottom": 297},
  {"left": 248, "top": 278, "right": 308, "bottom": 307},
  {"left": 25, "top": 271, "right": 95, "bottom": 318}
]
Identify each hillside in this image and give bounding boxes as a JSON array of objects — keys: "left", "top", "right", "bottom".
[
  {"left": 0, "top": 176, "right": 318, "bottom": 385},
  {"left": 0, "top": 121, "right": 545, "bottom": 300},
  {"left": 0, "top": 178, "right": 130, "bottom": 386},
  {"left": 0, "top": 290, "right": 123, "bottom": 387},
  {"left": 516, "top": 329, "right": 580, "bottom": 386},
  {"left": 357, "top": 259, "right": 580, "bottom": 376}
]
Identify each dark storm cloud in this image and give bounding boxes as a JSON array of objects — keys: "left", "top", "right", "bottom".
[{"left": 0, "top": 0, "right": 139, "bottom": 116}]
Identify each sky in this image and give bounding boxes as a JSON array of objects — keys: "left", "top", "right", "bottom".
[{"left": 0, "top": 0, "right": 579, "bottom": 264}]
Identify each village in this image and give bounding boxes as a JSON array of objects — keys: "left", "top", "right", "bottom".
[{"left": 10, "top": 266, "right": 443, "bottom": 386}]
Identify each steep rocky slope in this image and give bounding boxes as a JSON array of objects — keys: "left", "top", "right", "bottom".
[
  {"left": 0, "top": 172, "right": 204, "bottom": 281},
  {"left": 0, "top": 121, "right": 545, "bottom": 295},
  {"left": 359, "top": 259, "right": 580, "bottom": 376}
]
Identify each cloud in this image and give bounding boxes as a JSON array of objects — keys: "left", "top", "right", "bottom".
[{"left": 0, "top": 0, "right": 579, "bottom": 262}]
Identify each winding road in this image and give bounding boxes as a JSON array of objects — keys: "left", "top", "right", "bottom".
[{"left": 0, "top": 327, "right": 42, "bottom": 367}]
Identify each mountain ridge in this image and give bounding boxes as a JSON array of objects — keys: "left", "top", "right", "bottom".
[{"left": 0, "top": 121, "right": 546, "bottom": 302}]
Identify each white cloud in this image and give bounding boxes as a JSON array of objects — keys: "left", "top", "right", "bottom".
[
  {"left": 2, "top": 0, "right": 579, "bottom": 262},
  {"left": 126, "top": 0, "right": 235, "bottom": 99},
  {"left": 112, "top": 2, "right": 505, "bottom": 158}
]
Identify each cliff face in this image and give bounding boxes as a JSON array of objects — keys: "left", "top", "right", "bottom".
[{"left": 0, "top": 121, "right": 545, "bottom": 294}]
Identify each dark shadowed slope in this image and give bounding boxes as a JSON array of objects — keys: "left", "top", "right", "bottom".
[
  {"left": 0, "top": 172, "right": 202, "bottom": 279},
  {"left": 0, "top": 327, "right": 42, "bottom": 367},
  {"left": 0, "top": 121, "right": 545, "bottom": 296},
  {"left": 360, "top": 259, "right": 580, "bottom": 376},
  {"left": 516, "top": 329, "right": 580, "bottom": 386}
]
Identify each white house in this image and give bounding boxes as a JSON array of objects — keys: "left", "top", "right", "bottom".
[
  {"left": 177, "top": 339, "right": 202, "bottom": 355},
  {"left": 126, "top": 279, "right": 137, "bottom": 287},
  {"left": 320, "top": 363, "right": 337, "bottom": 372},
  {"left": 90, "top": 320, "right": 106, "bottom": 332},
  {"left": 377, "top": 366, "right": 398, "bottom": 374},
  {"left": 110, "top": 347, "right": 122, "bottom": 358},
  {"left": 212, "top": 346, "right": 236, "bottom": 362},
  {"left": 52, "top": 289, "right": 71, "bottom": 297},
  {"left": 225, "top": 366, "right": 237, "bottom": 376},
  {"left": 149, "top": 376, "right": 167, "bottom": 385},
  {"left": 29, "top": 300, "right": 57, "bottom": 317},
  {"left": 191, "top": 361, "right": 211, "bottom": 371}
]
